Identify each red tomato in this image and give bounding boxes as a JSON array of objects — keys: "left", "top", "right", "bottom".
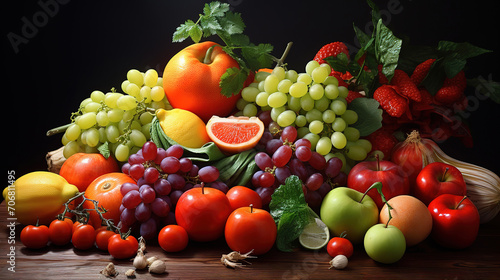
[
  {"left": 49, "top": 218, "right": 73, "bottom": 246},
  {"left": 72, "top": 224, "right": 96, "bottom": 250},
  {"left": 95, "top": 226, "right": 116, "bottom": 251},
  {"left": 224, "top": 206, "right": 277, "bottom": 255},
  {"left": 20, "top": 224, "right": 49, "bottom": 249},
  {"left": 83, "top": 173, "right": 135, "bottom": 228},
  {"left": 60, "top": 153, "right": 119, "bottom": 192},
  {"left": 175, "top": 187, "right": 232, "bottom": 242},
  {"left": 226, "top": 186, "right": 263, "bottom": 210},
  {"left": 327, "top": 234, "right": 354, "bottom": 258},
  {"left": 107, "top": 234, "right": 139, "bottom": 259},
  {"left": 158, "top": 225, "right": 189, "bottom": 253}
]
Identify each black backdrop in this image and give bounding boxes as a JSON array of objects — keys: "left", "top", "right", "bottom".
[{"left": 4, "top": 0, "right": 500, "bottom": 185}]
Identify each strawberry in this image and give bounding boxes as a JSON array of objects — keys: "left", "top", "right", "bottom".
[
  {"left": 434, "top": 86, "right": 464, "bottom": 104},
  {"left": 434, "top": 70, "right": 467, "bottom": 104},
  {"left": 313, "top": 42, "right": 352, "bottom": 80},
  {"left": 373, "top": 85, "right": 409, "bottom": 118},
  {"left": 346, "top": 90, "right": 364, "bottom": 104},
  {"left": 391, "top": 69, "right": 421, "bottom": 102},
  {"left": 411, "top": 58, "right": 436, "bottom": 85},
  {"left": 365, "top": 128, "right": 398, "bottom": 160},
  {"left": 313, "top": 42, "right": 350, "bottom": 64}
]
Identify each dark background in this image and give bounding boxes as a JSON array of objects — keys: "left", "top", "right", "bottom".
[{"left": 3, "top": 0, "right": 500, "bottom": 187}]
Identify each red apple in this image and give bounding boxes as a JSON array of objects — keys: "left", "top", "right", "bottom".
[
  {"left": 428, "top": 194, "right": 480, "bottom": 249},
  {"left": 414, "top": 162, "right": 466, "bottom": 205},
  {"left": 347, "top": 158, "right": 410, "bottom": 210}
]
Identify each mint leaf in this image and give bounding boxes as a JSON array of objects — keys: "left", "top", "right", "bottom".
[
  {"left": 348, "top": 97, "right": 383, "bottom": 136},
  {"left": 375, "top": 19, "right": 402, "bottom": 82},
  {"left": 219, "top": 67, "right": 249, "bottom": 97},
  {"left": 269, "top": 175, "right": 318, "bottom": 252}
]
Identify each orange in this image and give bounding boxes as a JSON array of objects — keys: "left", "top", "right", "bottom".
[
  {"left": 379, "top": 195, "right": 433, "bottom": 247},
  {"left": 163, "top": 41, "right": 244, "bottom": 122},
  {"left": 206, "top": 116, "right": 264, "bottom": 154}
]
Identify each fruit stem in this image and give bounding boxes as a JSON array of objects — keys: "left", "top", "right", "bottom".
[
  {"left": 250, "top": 204, "right": 254, "bottom": 213},
  {"left": 441, "top": 167, "right": 449, "bottom": 182},
  {"left": 274, "top": 42, "right": 293, "bottom": 67},
  {"left": 201, "top": 182, "right": 206, "bottom": 194},
  {"left": 203, "top": 45, "right": 217, "bottom": 64},
  {"left": 46, "top": 123, "right": 71, "bottom": 136},
  {"left": 375, "top": 153, "right": 381, "bottom": 171},
  {"left": 456, "top": 195, "right": 468, "bottom": 210}
]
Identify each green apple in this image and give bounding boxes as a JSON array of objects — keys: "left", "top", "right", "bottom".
[
  {"left": 364, "top": 223, "right": 406, "bottom": 264},
  {"left": 320, "top": 187, "right": 379, "bottom": 244}
]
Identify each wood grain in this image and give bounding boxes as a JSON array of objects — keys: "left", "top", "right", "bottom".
[{"left": 1, "top": 201, "right": 499, "bottom": 279}]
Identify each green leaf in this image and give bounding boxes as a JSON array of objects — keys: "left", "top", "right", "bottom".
[
  {"left": 241, "top": 43, "right": 274, "bottom": 71},
  {"left": 203, "top": 1, "right": 229, "bottom": 18},
  {"left": 97, "top": 142, "right": 111, "bottom": 159},
  {"left": 199, "top": 16, "right": 221, "bottom": 37},
  {"left": 269, "top": 176, "right": 318, "bottom": 252},
  {"left": 375, "top": 19, "right": 402, "bottom": 82},
  {"left": 188, "top": 24, "right": 203, "bottom": 43},
  {"left": 218, "top": 11, "right": 245, "bottom": 35},
  {"left": 219, "top": 67, "right": 249, "bottom": 97},
  {"left": 324, "top": 53, "right": 351, "bottom": 74},
  {"left": 172, "top": 20, "right": 197, "bottom": 42},
  {"left": 467, "top": 75, "right": 500, "bottom": 104},
  {"left": 348, "top": 98, "right": 383, "bottom": 136}
]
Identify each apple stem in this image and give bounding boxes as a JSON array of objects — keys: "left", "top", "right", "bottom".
[
  {"left": 250, "top": 204, "right": 254, "bottom": 213},
  {"left": 456, "top": 195, "right": 468, "bottom": 210},
  {"left": 203, "top": 45, "right": 217, "bottom": 64},
  {"left": 441, "top": 167, "right": 449, "bottom": 182},
  {"left": 375, "top": 153, "right": 380, "bottom": 171},
  {"left": 201, "top": 182, "right": 205, "bottom": 194}
]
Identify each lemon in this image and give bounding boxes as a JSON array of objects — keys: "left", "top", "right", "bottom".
[
  {"left": 299, "top": 218, "right": 330, "bottom": 250},
  {"left": 156, "top": 108, "right": 211, "bottom": 148}
]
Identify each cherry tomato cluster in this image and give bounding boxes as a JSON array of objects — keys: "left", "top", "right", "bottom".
[{"left": 20, "top": 218, "right": 139, "bottom": 260}]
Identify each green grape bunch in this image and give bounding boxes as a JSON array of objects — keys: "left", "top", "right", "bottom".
[
  {"left": 49, "top": 69, "right": 172, "bottom": 162},
  {"left": 235, "top": 60, "right": 372, "bottom": 164}
]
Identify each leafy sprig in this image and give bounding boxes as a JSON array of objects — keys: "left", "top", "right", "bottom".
[{"left": 172, "top": 1, "right": 277, "bottom": 97}]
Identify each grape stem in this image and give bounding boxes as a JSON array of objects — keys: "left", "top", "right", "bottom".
[
  {"left": 273, "top": 42, "right": 293, "bottom": 68},
  {"left": 46, "top": 123, "right": 72, "bottom": 136}
]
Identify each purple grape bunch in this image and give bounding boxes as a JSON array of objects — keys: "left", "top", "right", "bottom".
[
  {"left": 119, "top": 141, "right": 225, "bottom": 239},
  {"left": 252, "top": 112, "right": 348, "bottom": 208}
]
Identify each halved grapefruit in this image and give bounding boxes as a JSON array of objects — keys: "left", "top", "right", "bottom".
[{"left": 206, "top": 116, "right": 264, "bottom": 154}]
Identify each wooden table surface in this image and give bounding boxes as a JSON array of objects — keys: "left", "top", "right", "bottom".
[{"left": 1, "top": 201, "right": 499, "bottom": 280}]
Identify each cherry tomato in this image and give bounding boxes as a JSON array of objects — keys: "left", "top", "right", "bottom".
[
  {"left": 226, "top": 186, "right": 263, "bottom": 210},
  {"left": 158, "top": 225, "right": 189, "bottom": 252},
  {"left": 72, "top": 224, "right": 96, "bottom": 250},
  {"left": 49, "top": 218, "right": 73, "bottom": 246},
  {"left": 107, "top": 234, "right": 138, "bottom": 259},
  {"left": 20, "top": 224, "right": 49, "bottom": 249},
  {"left": 95, "top": 226, "right": 116, "bottom": 251},
  {"left": 327, "top": 233, "right": 353, "bottom": 258}
]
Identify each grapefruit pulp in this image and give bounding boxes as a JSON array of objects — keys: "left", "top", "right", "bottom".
[{"left": 206, "top": 116, "right": 264, "bottom": 154}]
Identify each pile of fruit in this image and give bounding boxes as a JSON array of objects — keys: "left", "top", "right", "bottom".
[{"left": 4, "top": 0, "right": 500, "bottom": 272}]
